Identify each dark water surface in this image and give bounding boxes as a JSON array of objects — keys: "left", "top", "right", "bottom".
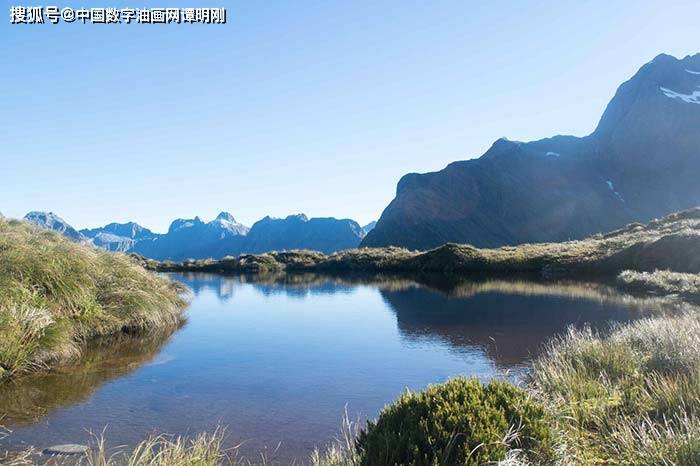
[{"left": 0, "top": 273, "right": 666, "bottom": 463}]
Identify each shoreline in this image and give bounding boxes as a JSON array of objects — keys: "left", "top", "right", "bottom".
[{"left": 137, "top": 208, "right": 700, "bottom": 278}]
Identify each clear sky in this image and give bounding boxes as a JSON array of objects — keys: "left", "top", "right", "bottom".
[{"left": 2, "top": 0, "right": 699, "bottom": 232}]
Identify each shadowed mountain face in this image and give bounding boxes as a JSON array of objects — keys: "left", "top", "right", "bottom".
[
  {"left": 362, "top": 53, "right": 700, "bottom": 250},
  {"left": 131, "top": 212, "right": 250, "bottom": 261},
  {"left": 242, "top": 214, "right": 364, "bottom": 255}
]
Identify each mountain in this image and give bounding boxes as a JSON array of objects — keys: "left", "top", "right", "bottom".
[
  {"left": 362, "top": 53, "right": 700, "bottom": 250},
  {"left": 242, "top": 214, "right": 364, "bottom": 254},
  {"left": 362, "top": 221, "right": 377, "bottom": 235},
  {"left": 80, "top": 222, "right": 156, "bottom": 252},
  {"left": 24, "top": 211, "right": 85, "bottom": 242},
  {"left": 132, "top": 212, "right": 249, "bottom": 261},
  {"left": 23, "top": 210, "right": 364, "bottom": 260},
  {"left": 81, "top": 222, "right": 155, "bottom": 240}
]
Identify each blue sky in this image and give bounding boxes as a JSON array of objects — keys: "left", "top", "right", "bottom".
[{"left": 2, "top": 0, "right": 699, "bottom": 232}]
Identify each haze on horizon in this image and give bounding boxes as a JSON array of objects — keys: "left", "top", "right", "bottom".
[{"left": 3, "top": 0, "right": 699, "bottom": 233}]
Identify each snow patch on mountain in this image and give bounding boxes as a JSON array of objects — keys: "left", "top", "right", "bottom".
[
  {"left": 606, "top": 180, "right": 625, "bottom": 203},
  {"left": 660, "top": 86, "right": 700, "bottom": 104}
]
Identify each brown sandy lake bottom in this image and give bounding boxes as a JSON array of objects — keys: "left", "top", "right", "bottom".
[{"left": 0, "top": 273, "right": 673, "bottom": 463}]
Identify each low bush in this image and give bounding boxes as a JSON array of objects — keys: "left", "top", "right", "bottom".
[{"left": 355, "top": 377, "right": 554, "bottom": 466}]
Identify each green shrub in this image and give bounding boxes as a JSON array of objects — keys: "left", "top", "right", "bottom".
[{"left": 356, "top": 378, "right": 554, "bottom": 466}]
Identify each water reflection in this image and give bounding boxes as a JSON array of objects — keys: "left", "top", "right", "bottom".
[
  {"left": 179, "top": 273, "right": 670, "bottom": 368},
  {"left": 0, "top": 272, "right": 676, "bottom": 462},
  {"left": 382, "top": 284, "right": 633, "bottom": 366},
  {"left": 0, "top": 328, "right": 180, "bottom": 425}
]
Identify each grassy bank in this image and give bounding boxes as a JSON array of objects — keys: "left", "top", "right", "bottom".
[
  {"left": 528, "top": 312, "right": 700, "bottom": 464},
  {"left": 0, "top": 218, "right": 188, "bottom": 381},
  {"left": 142, "top": 208, "right": 700, "bottom": 276},
  {"left": 617, "top": 269, "right": 700, "bottom": 303}
]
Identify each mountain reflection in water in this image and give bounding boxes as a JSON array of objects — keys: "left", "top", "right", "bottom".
[{"left": 0, "top": 272, "right": 672, "bottom": 463}]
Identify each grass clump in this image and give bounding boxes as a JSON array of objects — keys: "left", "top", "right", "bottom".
[
  {"left": 618, "top": 269, "right": 700, "bottom": 302},
  {"left": 0, "top": 218, "right": 188, "bottom": 380},
  {"left": 355, "top": 378, "right": 554, "bottom": 466},
  {"left": 89, "top": 430, "right": 229, "bottom": 466},
  {"left": 529, "top": 313, "right": 700, "bottom": 464}
]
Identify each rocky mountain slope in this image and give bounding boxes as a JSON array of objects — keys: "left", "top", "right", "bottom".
[
  {"left": 362, "top": 53, "right": 700, "bottom": 250},
  {"left": 24, "top": 211, "right": 85, "bottom": 242},
  {"left": 80, "top": 221, "right": 157, "bottom": 252},
  {"left": 362, "top": 221, "right": 377, "bottom": 235}
]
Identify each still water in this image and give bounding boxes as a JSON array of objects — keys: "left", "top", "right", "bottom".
[{"left": 0, "top": 273, "right": 664, "bottom": 463}]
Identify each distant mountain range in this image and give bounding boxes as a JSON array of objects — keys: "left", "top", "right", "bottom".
[
  {"left": 22, "top": 211, "right": 375, "bottom": 261},
  {"left": 363, "top": 53, "right": 700, "bottom": 249}
]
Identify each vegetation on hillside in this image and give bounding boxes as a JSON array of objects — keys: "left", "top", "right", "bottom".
[
  {"left": 0, "top": 218, "right": 188, "bottom": 381},
  {"left": 144, "top": 208, "right": 700, "bottom": 277}
]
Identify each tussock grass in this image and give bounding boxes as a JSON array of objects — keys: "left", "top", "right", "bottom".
[
  {"left": 85, "top": 430, "right": 230, "bottom": 466},
  {"left": 0, "top": 219, "right": 188, "bottom": 380},
  {"left": 310, "top": 413, "right": 361, "bottom": 466},
  {"left": 529, "top": 313, "right": 700, "bottom": 464}
]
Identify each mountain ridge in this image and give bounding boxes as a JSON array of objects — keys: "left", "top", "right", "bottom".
[
  {"left": 21, "top": 211, "right": 372, "bottom": 260},
  {"left": 362, "top": 53, "right": 700, "bottom": 250}
]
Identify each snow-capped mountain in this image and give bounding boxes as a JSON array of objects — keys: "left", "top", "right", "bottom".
[
  {"left": 25, "top": 210, "right": 365, "bottom": 260},
  {"left": 24, "top": 211, "right": 85, "bottom": 242}
]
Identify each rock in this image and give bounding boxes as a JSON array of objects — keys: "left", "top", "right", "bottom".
[{"left": 42, "top": 444, "right": 89, "bottom": 456}]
